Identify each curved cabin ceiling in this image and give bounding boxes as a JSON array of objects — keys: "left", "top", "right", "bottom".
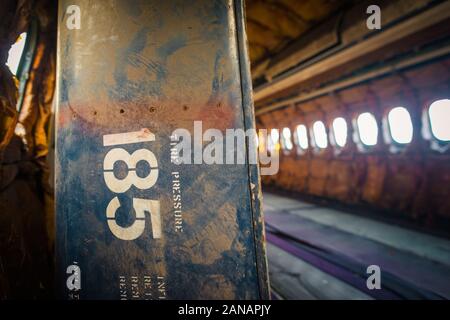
[
  {"left": 247, "top": 0, "right": 450, "bottom": 112},
  {"left": 246, "top": 0, "right": 351, "bottom": 68}
]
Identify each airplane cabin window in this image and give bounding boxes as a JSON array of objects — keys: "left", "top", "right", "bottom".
[
  {"left": 295, "top": 125, "right": 309, "bottom": 150},
  {"left": 6, "top": 32, "right": 27, "bottom": 76},
  {"left": 428, "top": 99, "right": 450, "bottom": 142},
  {"left": 269, "top": 128, "right": 280, "bottom": 153},
  {"left": 332, "top": 117, "right": 348, "bottom": 148},
  {"left": 388, "top": 107, "right": 413, "bottom": 144},
  {"left": 312, "top": 121, "right": 328, "bottom": 149},
  {"left": 357, "top": 112, "right": 378, "bottom": 146},
  {"left": 281, "top": 127, "right": 293, "bottom": 151}
]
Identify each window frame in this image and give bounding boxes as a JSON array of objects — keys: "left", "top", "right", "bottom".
[
  {"left": 382, "top": 106, "right": 414, "bottom": 153},
  {"left": 310, "top": 120, "right": 328, "bottom": 152},
  {"left": 354, "top": 111, "right": 379, "bottom": 152},
  {"left": 280, "top": 127, "right": 293, "bottom": 155},
  {"left": 293, "top": 124, "right": 309, "bottom": 155},
  {"left": 330, "top": 116, "right": 348, "bottom": 153},
  {"left": 268, "top": 128, "right": 280, "bottom": 156},
  {"left": 422, "top": 98, "right": 450, "bottom": 153}
]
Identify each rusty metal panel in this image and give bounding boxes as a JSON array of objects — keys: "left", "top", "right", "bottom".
[{"left": 55, "top": 0, "right": 269, "bottom": 299}]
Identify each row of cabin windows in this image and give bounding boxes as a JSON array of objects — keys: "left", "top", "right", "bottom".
[{"left": 264, "top": 100, "right": 450, "bottom": 154}]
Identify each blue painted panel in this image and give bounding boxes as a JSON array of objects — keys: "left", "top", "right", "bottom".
[{"left": 56, "top": 0, "right": 268, "bottom": 299}]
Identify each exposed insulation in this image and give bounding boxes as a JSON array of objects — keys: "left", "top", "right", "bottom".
[{"left": 0, "top": 0, "right": 56, "bottom": 299}]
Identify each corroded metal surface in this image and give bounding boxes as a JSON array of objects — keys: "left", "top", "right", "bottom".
[{"left": 55, "top": 0, "right": 268, "bottom": 299}]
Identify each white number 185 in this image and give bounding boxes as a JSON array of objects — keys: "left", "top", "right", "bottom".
[{"left": 102, "top": 129, "right": 161, "bottom": 241}]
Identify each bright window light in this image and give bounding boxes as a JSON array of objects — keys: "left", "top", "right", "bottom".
[
  {"left": 332, "top": 117, "right": 348, "bottom": 147},
  {"left": 357, "top": 112, "right": 378, "bottom": 146},
  {"left": 428, "top": 99, "right": 450, "bottom": 142},
  {"left": 312, "top": 121, "right": 328, "bottom": 149},
  {"left": 6, "top": 32, "right": 27, "bottom": 76},
  {"left": 281, "top": 127, "right": 293, "bottom": 151},
  {"left": 270, "top": 129, "right": 279, "bottom": 145},
  {"left": 269, "top": 129, "right": 280, "bottom": 152},
  {"left": 257, "top": 130, "right": 266, "bottom": 153},
  {"left": 295, "top": 125, "right": 308, "bottom": 150},
  {"left": 388, "top": 107, "right": 413, "bottom": 144}
]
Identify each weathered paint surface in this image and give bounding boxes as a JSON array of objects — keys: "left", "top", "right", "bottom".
[{"left": 56, "top": 0, "right": 268, "bottom": 299}]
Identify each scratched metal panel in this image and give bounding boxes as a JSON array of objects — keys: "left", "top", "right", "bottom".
[{"left": 56, "top": 0, "right": 269, "bottom": 299}]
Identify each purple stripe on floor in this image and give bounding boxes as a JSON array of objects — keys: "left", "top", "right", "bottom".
[
  {"left": 266, "top": 232, "right": 400, "bottom": 300},
  {"left": 265, "top": 211, "right": 450, "bottom": 298}
]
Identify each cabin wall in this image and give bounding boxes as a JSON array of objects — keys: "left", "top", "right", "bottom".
[
  {"left": 0, "top": 0, "right": 56, "bottom": 299},
  {"left": 258, "top": 57, "right": 450, "bottom": 227}
]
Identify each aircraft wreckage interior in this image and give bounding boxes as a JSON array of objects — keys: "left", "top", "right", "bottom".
[{"left": 0, "top": 0, "right": 449, "bottom": 300}]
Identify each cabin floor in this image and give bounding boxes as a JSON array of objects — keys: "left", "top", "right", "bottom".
[{"left": 263, "top": 192, "right": 450, "bottom": 300}]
